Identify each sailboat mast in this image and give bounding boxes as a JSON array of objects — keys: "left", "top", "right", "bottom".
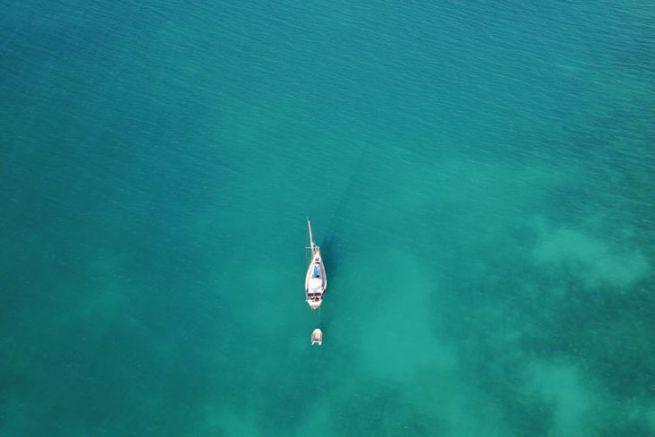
[{"left": 307, "top": 217, "right": 315, "bottom": 252}]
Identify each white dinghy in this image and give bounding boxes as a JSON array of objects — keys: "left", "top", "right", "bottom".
[{"left": 311, "top": 328, "right": 323, "bottom": 346}]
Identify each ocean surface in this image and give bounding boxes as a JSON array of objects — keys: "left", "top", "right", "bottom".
[{"left": 1, "top": 1, "right": 654, "bottom": 435}]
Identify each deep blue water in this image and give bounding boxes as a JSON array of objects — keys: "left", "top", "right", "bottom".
[{"left": 1, "top": 1, "right": 654, "bottom": 435}]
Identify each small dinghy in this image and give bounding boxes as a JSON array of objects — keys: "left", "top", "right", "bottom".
[
  {"left": 305, "top": 217, "right": 327, "bottom": 310},
  {"left": 311, "top": 328, "right": 323, "bottom": 346}
]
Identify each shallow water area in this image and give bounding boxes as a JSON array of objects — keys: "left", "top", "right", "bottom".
[{"left": 1, "top": 0, "right": 654, "bottom": 435}]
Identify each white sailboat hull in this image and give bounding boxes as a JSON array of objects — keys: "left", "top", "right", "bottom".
[
  {"left": 305, "top": 249, "right": 327, "bottom": 309},
  {"left": 305, "top": 218, "right": 327, "bottom": 310}
]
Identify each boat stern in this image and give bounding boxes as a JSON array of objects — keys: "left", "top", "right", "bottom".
[{"left": 307, "top": 299, "right": 322, "bottom": 310}]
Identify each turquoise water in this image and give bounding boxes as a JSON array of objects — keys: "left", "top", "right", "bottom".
[{"left": 2, "top": 1, "right": 654, "bottom": 435}]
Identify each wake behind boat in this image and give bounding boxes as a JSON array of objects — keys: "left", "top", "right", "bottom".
[{"left": 305, "top": 217, "right": 327, "bottom": 310}]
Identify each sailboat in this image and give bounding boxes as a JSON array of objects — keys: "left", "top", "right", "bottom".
[{"left": 305, "top": 217, "right": 327, "bottom": 310}]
